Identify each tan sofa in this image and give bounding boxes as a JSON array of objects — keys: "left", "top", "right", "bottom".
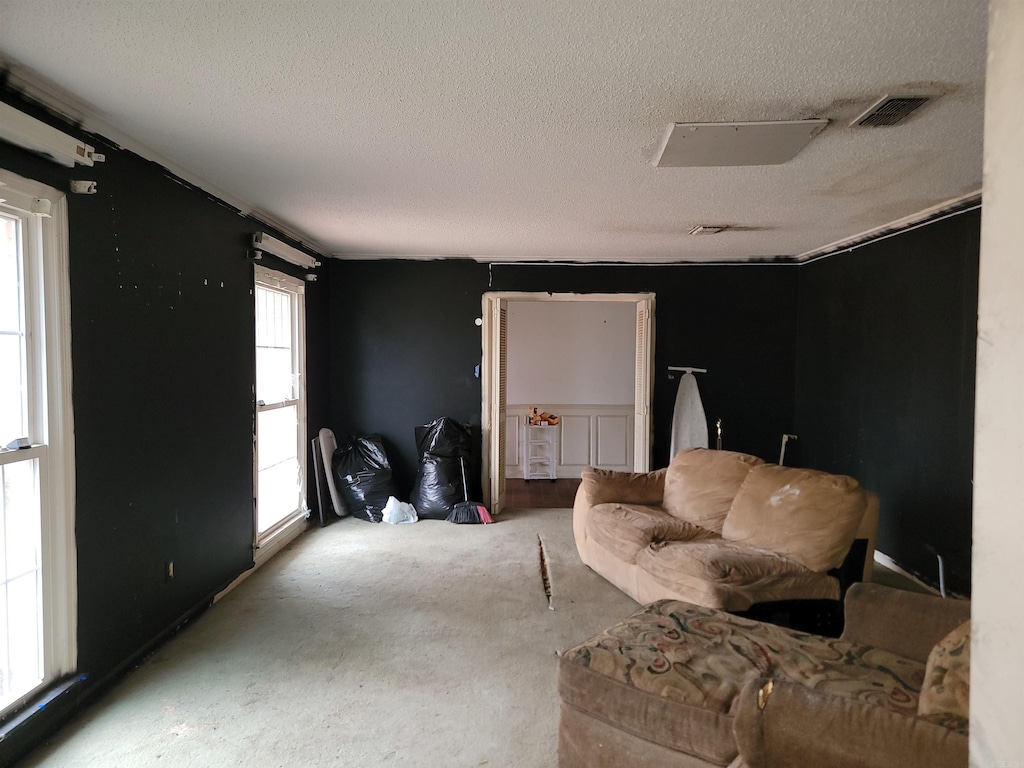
[
  {"left": 573, "top": 448, "right": 879, "bottom": 612},
  {"left": 558, "top": 583, "right": 971, "bottom": 768}
]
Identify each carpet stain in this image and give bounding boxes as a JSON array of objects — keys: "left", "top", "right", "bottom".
[{"left": 166, "top": 723, "right": 197, "bottom": 737}]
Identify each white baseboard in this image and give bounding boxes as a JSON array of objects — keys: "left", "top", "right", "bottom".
[
  {"left": 873, "top": 550, "right": 941, "bottom": 595},
  {"left": 215, "top": 514, "right": 309, "bottom": 602}
]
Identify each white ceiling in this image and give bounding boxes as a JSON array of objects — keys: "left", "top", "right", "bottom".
[{"left": 0, "top": 1, "right": 987, "bottom": 263}]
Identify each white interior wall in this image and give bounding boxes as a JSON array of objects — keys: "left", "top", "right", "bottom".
[
  {"left": 971, "top": 1, "right": 1024, "bottom": 763},
  {"left": 506, "top": 301, "right": 635, "bottom": 405}
]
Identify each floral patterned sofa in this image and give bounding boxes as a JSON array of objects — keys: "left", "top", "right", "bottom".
[
  {"left": 573, "top": 448, "right": 879, "bottom": 613},
  {"left": 557, "top": 583, "right": 970, "bottom": 768}
]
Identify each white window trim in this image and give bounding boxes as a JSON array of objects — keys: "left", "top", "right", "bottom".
[
  {"left": 253, "top": 265, "right": 307, "bottom": 556},
  {"left": 0, "top": 168, "right": 77, "bottom": 710}
]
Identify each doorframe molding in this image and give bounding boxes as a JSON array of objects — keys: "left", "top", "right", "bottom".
[{"left": 481, "top": 291, "right": 655, "bottom": 513}]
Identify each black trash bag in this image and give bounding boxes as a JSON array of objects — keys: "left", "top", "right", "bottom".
[
  {"left": 409, "top": 452, "right": 464, "bottom": 519},
  {"left": 332, "top": 434, "right": 398, "bottom": 523},
  {"left": 415, "top": 417, "right": 473, "bottom": 460}
]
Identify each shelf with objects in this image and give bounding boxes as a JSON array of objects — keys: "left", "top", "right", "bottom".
[{"left": 522, "top": 423, "right": 558, "bottom": 481}]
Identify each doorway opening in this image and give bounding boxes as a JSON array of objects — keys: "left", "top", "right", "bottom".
[{"left": 481, "top": 292, "right": 655, "bottom": 515}]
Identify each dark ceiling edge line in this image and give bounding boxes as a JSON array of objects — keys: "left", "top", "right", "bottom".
[
  {"left": 798, "top": 198, "right": 983, "bottom": 266},
  {"left": 485, "top": 257, "right": 798, "bottom": 268},
  {"left": 480, "top": 195, "right": 984, "bottom": 270},
  {"left": 333, "top": 197, "right": 984, "bottom": 267}
]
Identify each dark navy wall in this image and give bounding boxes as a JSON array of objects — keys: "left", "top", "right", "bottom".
[
  {"left": 794, "top": 209, "right": 980, "bottom": 596},
  {"left": 329, "top": 243, "right": 978, "bottom": 597},
  {"left": 328, "top": 260, "right": 491, "bottom": 491},
  {"left": 490, "top": 264, "right": 800, "bottom": 468},
  {"left": 327, "top": 260, "right": 800, "bottom": 492},
  {"left": 0, "top": 90, "right": 328, "bottom": 763}
]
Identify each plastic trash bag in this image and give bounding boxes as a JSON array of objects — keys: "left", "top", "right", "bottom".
[
  {"left": 332, "top": 434, "right": 398, "bottom": 523},
  {"left": 382, "top": 496, "right": 418, "bottom": 525},
  {"left": 410, "top": 417, "right": 475, "bottom": 519},
  {"left": 410, "top": 452, "right": 464, "bottom": 519},
  {"left": 415, "top": 417, "right": 473, "bottom": 460}
]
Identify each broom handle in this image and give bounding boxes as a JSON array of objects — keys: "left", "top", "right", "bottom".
[{"left": 459, "top": 456, "right": 469, "bottom": 503}]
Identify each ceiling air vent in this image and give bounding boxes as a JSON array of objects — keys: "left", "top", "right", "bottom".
[
  {"left": 688, "top": 225, "right": 728, "bottom": 236},
  {"left": 851, "top": 94, "right": 938, "bottom": 127}
]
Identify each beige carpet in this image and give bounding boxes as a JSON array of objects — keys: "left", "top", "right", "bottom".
[{"left": 22, "top": 508, "right": 639, "bottom": 767}]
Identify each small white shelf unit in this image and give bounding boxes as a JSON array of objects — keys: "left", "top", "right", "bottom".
[{"left": 522, "top": 424, "right": 558, "bottom": 481}]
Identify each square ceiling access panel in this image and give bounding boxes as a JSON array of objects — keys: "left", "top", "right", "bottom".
[{"left": 655, "top": 119, "right": 829, "bottom": 167}]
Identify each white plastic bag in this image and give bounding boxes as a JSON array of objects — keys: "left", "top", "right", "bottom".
[{"left": 382, "top": 496, "right": 419, "bottom": 525}]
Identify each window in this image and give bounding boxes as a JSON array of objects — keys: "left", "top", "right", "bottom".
[
  {"left": 0, "top": 169, "right": 75, "bottom": 718},
  {"left": 254, "top": 266, "right": 306, "bottom": 542}
]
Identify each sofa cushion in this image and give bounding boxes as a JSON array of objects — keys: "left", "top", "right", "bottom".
[
  {"left": 586, "top": 503, "right": 716, "bottom": 563},
  {"left": 661, "top": 449, "right": 765, "bottom": 533},
  {"left": 635, "top": 540, "right": 840, "bottom": 610},
  {"left": 722, "top": 464, "right": 866, "bottom": 572},
  {"left": 640, "top": 539, "right": 815, "bottom": 585},
  {"left": 581, "top": 466, "right": 667, "bottom": 506},
  {"left": 558, "top": 600, "right": 927, "bottom": 765},
  {"left": 918, "top": 620, "right": 970, "bottom": 727}
]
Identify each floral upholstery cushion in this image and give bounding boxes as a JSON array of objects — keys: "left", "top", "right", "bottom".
[
  {"left": 564, "top": 599, "right": 925, "bottom": 716},
  {"left": 558, "top": 599, "right": 933, "bottom": 762},
  {"left": 918, "top": 620, "right": 970, "bottom": 731}
]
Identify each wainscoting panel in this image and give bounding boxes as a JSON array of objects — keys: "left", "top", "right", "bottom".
[
  {"left": 596, "top": 415, "right": 630, "bottom": 467},
  {"left": 506, "top": 404, "right": 633, "bottom": 478},
  {"left": 559, "top": 416, "right": 591, "bottom": 467}
]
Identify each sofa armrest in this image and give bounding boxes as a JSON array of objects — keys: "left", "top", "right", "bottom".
[
  {"left": 573, "top": 468, "right": 667, "bottom": 564},
  {"left": 733, "top": 679, "right": 967, "bottom": 768},
  {"left": 840, "top": 583, "right": 970, "bottom": 663}
]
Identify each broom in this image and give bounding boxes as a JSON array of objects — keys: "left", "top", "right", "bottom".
[{"left": 447, "top": 457, "right": 492, "bottom": 524}]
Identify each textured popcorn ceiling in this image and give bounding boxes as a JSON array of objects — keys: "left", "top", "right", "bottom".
[{"left": 0, "top": 1, "right": 987, "bottom": 262}]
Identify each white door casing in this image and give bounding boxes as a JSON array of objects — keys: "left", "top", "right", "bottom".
[
  {"left": 634, "top": 297, "right": 654, "bottom": 472},
  {"left": 481, "top": 291, "right": 654, "bottom": 513}
]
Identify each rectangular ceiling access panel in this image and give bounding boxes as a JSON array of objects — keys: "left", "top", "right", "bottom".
[{"left": 655, "top": 119, "right": 829, "bottom": 167}]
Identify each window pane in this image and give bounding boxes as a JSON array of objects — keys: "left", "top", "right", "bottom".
[
  {"left": 1, "top": 458, "right": 43, "bottom": 711},
  {"left": 0, "top": 213, "right": 26, "bottom": 444},
  {"left": 256, "top": 347, "right": 294, "bottom": 403},
  {"left": 0, "top": 214, "right": 21, "bottom": 332},
  {"left": 4, "top": 459, "right": 40, "bottom": 578},
  {"left": 255, "top": 285, "right": 295, "bottom": 404},
  {"left": 3, "top": 573, "right": 42, "bottom": 706},
  {"left": 0, "top": 335, "right": 27, "bottom": 443},
  {"left": 256, "top": 405, "right": 300, "bottom": 533}
]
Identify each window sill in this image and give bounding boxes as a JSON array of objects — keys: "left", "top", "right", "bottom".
[{"left": 0, "top": 674, "right": 86, "bottom": 739}]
